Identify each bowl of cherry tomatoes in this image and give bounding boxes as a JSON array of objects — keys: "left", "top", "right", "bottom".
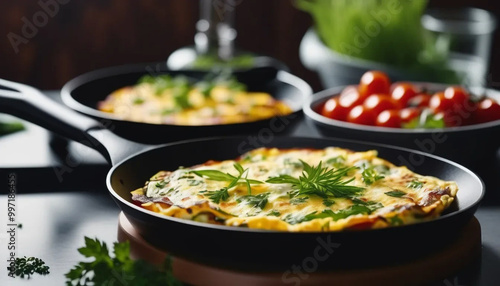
[{"left": 304, "top": 70, "right": 500, "bottom": 168}]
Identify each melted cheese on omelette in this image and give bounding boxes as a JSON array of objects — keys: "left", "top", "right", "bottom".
[
  {"left": 98, "top": 76, "right": 292, "bottom": 125},
  {"left": 131, "top": 148, "right": 458, "bottom": 231}
]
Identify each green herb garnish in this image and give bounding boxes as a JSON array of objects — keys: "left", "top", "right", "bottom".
[
  {"left": 385, "top": 190, "right": 407, "bottom": 198},
  {"left": 205, "top": 188, "right": 230, "bottom": 204},
  {"left": 65, "top": 237, "right": 181, "bottom": 286},
  {"left": 408, "top": 180, "right": 423, "bottom": 189},
  {"left": 155, "top": 181, "right": 168, "bottom": 188},
  {"left": 326, "top": 156, "right": 346, "bottom": 168},
  {"left": 268, "top": 210, "right": 281, "bottom": 217},
  {"left": 322, "top": 198, "right": 335, "bottom": 207},
  {"left": 266, "top": 160, "right": 364, "bottom": 199},
  {"left": 237, "top": 193, "right": 269, "bottom": 209},
  {"left": 132, "top": 97, "right": 144, "bottom": 105},
  {"left": 361, "top": 166, "right": 384, "bottom": 185},
  {"left": 290, "top": 196, "right": 309, "bottom": 205},
  {"left": 8, "top": 256, "right": 49, "bottom": 278},
  {"left": 285, "top": 205, "right": 374, "bottom": 225},
  {"left": 192, "top": 163, "right": 262, "bottom": 195},
  {"left": 389, "top": 216, "right": 404, "bottom": 226}
]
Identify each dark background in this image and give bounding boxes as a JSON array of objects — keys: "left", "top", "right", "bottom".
[{"left": 0, "top": 0, "right": 499, "bottom": 92}]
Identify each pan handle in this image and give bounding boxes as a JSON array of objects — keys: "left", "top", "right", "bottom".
[{"left": 0, "top": 78, "right": 149, "bottom": 165}]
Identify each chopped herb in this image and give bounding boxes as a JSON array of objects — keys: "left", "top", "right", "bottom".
[
  {"left": 237, "top": 193, "right": 269, "bottom": 209},
  {"left": 161, "top": 108, "right": 178, "bottom": 115},
  {"left": 326, "top": 156, "right": 346, "bottom": 168},
  {"left": 385, "top": 190, "right": 407, "bottom": 198},
  {"left": 361, "top": 166, "right": 385, "bottom": 185},
  {"left": 17, "top": 223, "right": 22, "bottom": 229},
  {"left": 407, "top": 180, "right": 423, "bottom": 189},
  {"left": 266, "top": 160, "right": 364, "bottom": 199},
  {"left": 389, "top": 216, "right": 404, "bottom": 226},
  {"left": 205, "top": 188, "right": 230, "bottom": 204},
  {"left": 173, "top": 87, "right": 192, "bottom": 109},
  {"left": 350, "top": 198, "right": 384, "bottom": 212},
  {"left": 155, "top": 181, "right": 167, "bottom": 188},
  {"left": 179, "top": 175, "right": 195, "bottom": 179},
  {"left": 322, "top": 198, "right": 335, "bottom": 207},
  {"left": 290, "top": 196, "right": 309, "bottom": 205},
  {"left": 187, "top": 179, "right": 202, "bottom": 186},
  {"left": 8, "top": 256, "right": 49, "bottom": 278},
  {"left": 284, "top": 158, "right": 303, "bottom": 169},
  {"left": 403, "top": 109, "right": 445, "bottom": 129},
  {"left": 268, "top": 210, "right": 281, "bottom": 217},
  {"left": 132, "top": 97, "right": 144, "bottom": 105},
  {"left": 285, "top": 204, "right": 375, "bottom": 225},
  {"left": 65, "top": 237, "right": 181, "bottom": 286},
  {"left": 196, "top": 81, "right": 215, "bottom": 98}
]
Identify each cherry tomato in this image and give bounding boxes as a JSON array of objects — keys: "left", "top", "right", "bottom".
[
  {"left": 391, "top": 83, "right": 417, "bottom": 108},
  {"left": 444, "top": 86, "right": 469, "bottom": 106},
  {"left": 363, "top": 94, "right": 398, "bottom": 115},
  {"left": 471, "top": 98, "right": 500, "bottom": 124},
  {"left": 347, "top": 105, "right": 376, "bottom": 126},
  {"left": 376, "top": 110, "right": 402, "bottom": 128},
  {"left": 429, "top": 92, "right": 455, "bottom": 113},
  {"left": 339, "top": 85, "right": 365, "bottom": 108},
  {"left": 407, "top": 93, "right": 431, "bottom": 108},
  {"left": 359, "top": 71, "right": 391, "bottom": 98},
  {"left": 320, "top": 97, "right": 350, "bottom": 121},
  {"left": 400, "top": 107, "right": 421, "bottom": 123}
]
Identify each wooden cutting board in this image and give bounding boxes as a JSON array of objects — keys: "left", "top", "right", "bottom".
[{"left": 117, "top": 212, "right": 481, "bottom": 286}]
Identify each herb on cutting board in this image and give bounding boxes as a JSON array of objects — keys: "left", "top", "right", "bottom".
[{"left": 65, "top": 237, "right": 182, "bottom": 286}]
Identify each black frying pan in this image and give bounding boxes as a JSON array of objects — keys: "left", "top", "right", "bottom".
[
  {"left": 60, "top": 63, "right": 311, "bottom": 144},
  {"left": 0, "top": 79, "right": 484, "bottom": 272}
]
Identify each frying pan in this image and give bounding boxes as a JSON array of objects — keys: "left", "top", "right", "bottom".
[
  {"left": 0, "top": 79, "right": 484, "bottom": 272},
  {"left": 60, "top": 63, "right": 311, "bottom": 144}
]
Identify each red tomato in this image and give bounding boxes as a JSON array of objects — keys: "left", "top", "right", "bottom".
[
  {"left": 320, "top": 97, "right": 350, "bottom": 121},
  {"left": 471, "top": 98, "right": 500, "bottom": 124},
  {"left": 444, "top": 86, "right": 469, "bottom": 106},
  {"left": 359, "top": 71, "right": 391, "bottom": 98},
  {"left": 407, "top": 94, "right": 431, "bottom": 108},
  {"left": 400, "top": 107, "right": 421, "bottom": 123},
  {"left": 339, "top": 85, "right": 365, "bottom": 108},
  {"left": 391, "top": 83, "right": 417, "bottom": 108},
  {"left": 347, "top": 105, "right": 376, "bottom": 126},
  {"left": 429, "top": 92, "right": 455, "bottom": 113},
  {"left": 376, "top": 110, "right": 402, "bottom": 128},
  {"left": 363, "top": 94, "right": 398, "bottom": 115}
]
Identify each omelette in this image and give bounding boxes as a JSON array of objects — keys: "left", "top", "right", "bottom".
[
  {"left": 98, "top": 74, "right": 292, "bottom": 125},
  {"left": 131, "top": 147, "right": 458, "bottom": 232}
]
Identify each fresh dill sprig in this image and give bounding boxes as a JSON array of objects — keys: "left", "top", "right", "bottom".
[{"left": 266, "top": 160, "right": 364, "bottom": 198}]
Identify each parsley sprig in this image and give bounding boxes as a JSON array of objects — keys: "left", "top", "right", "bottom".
[
  {"left": 266, "top": 160, "right": 364, "bottom": 198},
  {"left": 65, "top": 237, "right": 181, "bottom": 286},
  {"left": 192, "top": 163, "right": 262, "bottom": 195}
]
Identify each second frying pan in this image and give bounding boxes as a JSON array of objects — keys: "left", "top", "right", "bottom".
[
  {"left": 0, "top": 79, "right": 484, "bottom": 272},
  {"left": 61, "top": 63, "right": 312, "bottom": 144}
]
